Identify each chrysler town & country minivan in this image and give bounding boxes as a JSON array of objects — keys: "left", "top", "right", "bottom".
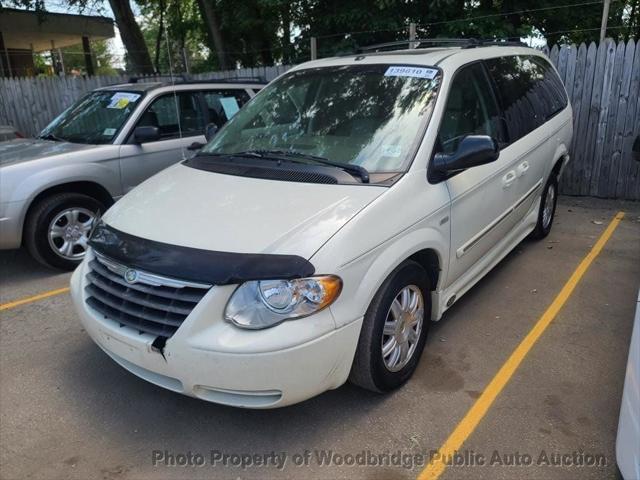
[{"left": 71, "top": 41, "right": 572, "bottom": 408}]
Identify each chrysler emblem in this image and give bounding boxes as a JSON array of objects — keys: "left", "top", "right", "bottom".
[{"left": 124, "top": 268, "right": 139, "bottom": 284}]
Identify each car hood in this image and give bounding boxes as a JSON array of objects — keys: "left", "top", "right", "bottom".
[
  {"left": 0, "top": 138, "right": 95, "bottom": 167},
  {"left": 103, "top": 163, "right": 387, "bottom": 259}
]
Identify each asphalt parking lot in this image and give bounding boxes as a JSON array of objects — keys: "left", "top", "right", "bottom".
[{"left": 1, "top": 196, "right": 639, "bottom": 480}]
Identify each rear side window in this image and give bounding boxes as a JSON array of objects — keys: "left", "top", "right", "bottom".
[
  {"left": 202, "top": 89, "right": 251, "bottom": 128},
  {"left": 485, "top": 55, "right": 568, "bottom": 144}
]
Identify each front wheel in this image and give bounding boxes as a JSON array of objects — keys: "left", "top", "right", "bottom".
[
  {"left": 25, "top": 193, "right": 103, "bottom": 270},
  {"left": 530, "top": 174, "right": 558, "bottom": 239},
  {"left": 349, "top": 260, "right": 431, "bottom": 392}
]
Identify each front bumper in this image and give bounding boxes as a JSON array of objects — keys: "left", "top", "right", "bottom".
[
  {"left": 70, "top": 258, "right": 363, "bottom": 408},
  {"left": 0, "top": 201, "right": 24, "bottom": 249}
]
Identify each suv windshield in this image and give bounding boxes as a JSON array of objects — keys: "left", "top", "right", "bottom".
[
  {"left": 202, "top": 64, "right": 441, "bottom": 173},
  {"left": 39, "top": 90, "right": 143, "bottom": 145}
]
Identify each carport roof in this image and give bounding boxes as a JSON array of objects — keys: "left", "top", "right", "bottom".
[{"left": 0, "top": 8, "right": 114, "bottom": 52}]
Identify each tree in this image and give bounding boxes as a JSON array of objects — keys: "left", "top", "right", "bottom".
[
  {"left": 108, "top": 0, "right": 154, "bottom": 73},
  {"left": 195, "top": 0, "right": 229, "bottom": 69}
]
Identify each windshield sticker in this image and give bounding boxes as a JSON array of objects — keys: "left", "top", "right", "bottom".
[
  {"left": 102, "top": 128, "right": 117, "bottom": 136},
  {"left": 107, "top": 92, "right": 141, "bottom": 109},
  {"left": 384, "top": 66, "right": 438, "bottom": 79},
  {"left": 381, "top": 144, "right": 403, "bottom": 157},
  {"left": 220, "top": 97, "right": 240, "bottom": 119}
]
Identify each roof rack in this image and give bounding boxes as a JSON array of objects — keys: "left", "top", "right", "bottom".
[
  {"left": 187, "top": 76, "right": 267, "bottom": 84},
  {"left": 356, "top": 38, "right": 527, "bottom": 53},
  {"left": 127, "top": 74, "right": 266, "bottom": 85}
]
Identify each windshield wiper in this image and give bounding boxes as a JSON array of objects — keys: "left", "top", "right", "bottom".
[
  {"left": 238, "top": 149, "right": 370, "bottom": 183},
  {"left": 39, "top": 133, "right": 65, "bottom": 142}
]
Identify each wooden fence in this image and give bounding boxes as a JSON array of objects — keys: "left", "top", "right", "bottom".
[
  {"left": 546, "top": 39, "right": 639, "bottom": 200},
  {"left": 0, "top": 39, "right": 638, "bottom": 199}
]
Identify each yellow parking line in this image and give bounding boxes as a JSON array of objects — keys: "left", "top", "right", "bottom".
[
  {"left": 0, "top": 287, "right": 70, "bottom": 312},
  {"left": 418, "top": 211, "right": 625, "bottom": 480}
]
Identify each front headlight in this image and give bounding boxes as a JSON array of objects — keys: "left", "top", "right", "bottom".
[{"left": 224, "top": 276, "right": 342, "bottom": 329}]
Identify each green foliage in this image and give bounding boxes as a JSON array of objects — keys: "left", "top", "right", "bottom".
[{"left": 5, "top": 0, "right": 639, "bottom": 72}]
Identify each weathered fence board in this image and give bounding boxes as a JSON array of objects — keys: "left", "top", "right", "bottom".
[
  {"left": 549, "top": 38, "right": 640, "bottom": 199},
  {"left": 0, "top": 39, "right": 638, "bottom": 199}
]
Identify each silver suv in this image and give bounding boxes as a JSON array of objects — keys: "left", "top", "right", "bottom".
[{"left": 0, "top": 79, "right": 264, "bottom": 269}]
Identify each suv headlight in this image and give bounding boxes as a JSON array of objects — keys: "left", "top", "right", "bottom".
[{"left": 224, "top": 276, "right": 342, "bottom": 329}]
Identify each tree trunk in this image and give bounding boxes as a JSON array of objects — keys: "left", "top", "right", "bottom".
[
  {"left": 196, "top": 0, "right": 230, "bottom": 70},
  {"left": 108, "top": 0, "right": 154, "bottom": 74},
  {"left": 154, "top": 0, "right": 165, "bottom": 73}
]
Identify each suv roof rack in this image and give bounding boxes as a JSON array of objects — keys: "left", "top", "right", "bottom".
[
  {"left": 127, "top": 74, "right": 267, "bottom": 85},
  {"left": 355, "top": 38, "right": 527, "bottom": 53}
]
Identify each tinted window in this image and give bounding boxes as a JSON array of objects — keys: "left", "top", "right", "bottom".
[
  {"left": 202, "top": 89, "right": 250, "bottom": 128},
  {"left": 437, "top": 62, "right": 503, "bottom": 155},
  {"left": 137, "top": 92, "right": 205, "bottom": 140},
  {"left": 485, "top": 55, "right": 568, "bottom": 143}
]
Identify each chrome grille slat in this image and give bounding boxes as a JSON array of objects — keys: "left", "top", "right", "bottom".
[
  {"left": 84, "top": 254, "right": 210, "bottom": 337},
  {"left": 86, "top": 271, "right": 194, "bottom": 315},
  {"left": 89, "top": 260, "right": 204, "bottom": 302},
  {"left": 85, "top": 284, "right": 184, "bottom": 327},
  {"left": 86, "top": 297, "right": 177, "bottom": 337}
]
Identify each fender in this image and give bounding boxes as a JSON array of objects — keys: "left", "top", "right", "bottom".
[
  {"left": 319, "top": 217, "right": 450, "bottom": 328},
  {"left": 6, "top": 161, "right": 121, "bottom": 241}
]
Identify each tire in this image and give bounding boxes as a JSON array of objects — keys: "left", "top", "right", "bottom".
[
  {"left": 349, "top": 260, "right": 431, "bottom": 392},
  {"left": 24, "top": 193, "right": 104, "bottom": 270},
  {"left": 530, "top": 173, "right": 558, "bottom": 240}
]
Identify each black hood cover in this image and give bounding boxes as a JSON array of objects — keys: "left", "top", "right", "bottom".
[{"left": 88, "top": 221, "right": 315, "bottom": 285}]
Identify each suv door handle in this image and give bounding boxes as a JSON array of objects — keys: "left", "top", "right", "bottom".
[
  {"left": 517, "top": 161, "right": 530, "bottom": 177},
  {"left": 502, "top": 170, "right": 516, "bottom": 188}
]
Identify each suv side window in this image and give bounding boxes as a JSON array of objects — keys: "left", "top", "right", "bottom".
[
  {"left": 437, "top": 62, "right": 503, "bottom": 155},
  {"left": 202, "top": 89, "right": 251, "bottom": 128},
  {"left": 136, "top": 92, "right": 205, "bottom": 140},
  {"left": 485, "top": 55, "right": 568, "bottom": 144}
]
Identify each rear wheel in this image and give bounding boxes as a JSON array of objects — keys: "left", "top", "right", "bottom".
[
  {"left": 349, "top": 260, "right": 431, "bottom": 392},
  {"left": 530, "top": 174, "right": 558, "bottom": 240},
  {"left": 25, "top": 193, "right": 103, "bottom": 270}
]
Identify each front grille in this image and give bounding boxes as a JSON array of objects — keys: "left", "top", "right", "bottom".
[{"left": 85, "top": 253, "right": 211, "bottom": 337}]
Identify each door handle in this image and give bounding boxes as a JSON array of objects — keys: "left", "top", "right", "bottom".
[
  {"left": 517, "top": 161, "right": 530, "bottom": 177},
  {"left": 502, "top": 170, "right": 516, "bottom": 188}
]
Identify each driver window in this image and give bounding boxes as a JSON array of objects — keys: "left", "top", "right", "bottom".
[
  {"left": 438, "top": 63, "right": 502, "bottom": 155},
  {"left": 136, "top": 92, "right": 205, "bottom": 140}
]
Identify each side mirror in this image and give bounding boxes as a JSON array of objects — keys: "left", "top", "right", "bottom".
[
  {"left": 133, "top": 126, "right": 160, "bottom": 143},
  {"left": 204, "top": 123, "right": 219, "bottom": 142},
  {"left": 433, "top": 135, "right": 499, "bottom": 174},
  {"left": 187, "top": 141, "right": 205, "bottom": 151},
  {"left": 633, "top": 135, "right": 640, "bottom": 162}
]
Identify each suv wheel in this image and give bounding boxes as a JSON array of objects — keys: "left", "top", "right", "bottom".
[
  {"left": 25, "top": 193, "right": 103, "bottom": 270},
  {"left": 530, "top": 174, "right": 558, "bottom": 239},
  {"left": 349, "top": 260, "right": 431, "bottom": 392}
]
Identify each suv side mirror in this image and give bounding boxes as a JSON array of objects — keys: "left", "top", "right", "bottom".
[
  {"left": 134, "top": 126, "right": 160, "bottom": 143},
  {"left": 205, "top": 123, "right": 219, "bottom": 142},
  {"left": 633, "top": 135, "right": 640, "bottom": 162},
  {"left": 433, "top": 135, "right": 499, "bottom": 174}
]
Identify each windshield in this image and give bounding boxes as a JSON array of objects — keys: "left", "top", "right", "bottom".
[
  {"left": 40, "top": 91, "right": 143, "bottom": 144},
  {"left": 202, "top": 64, "right": 441, "bottom": 173}
]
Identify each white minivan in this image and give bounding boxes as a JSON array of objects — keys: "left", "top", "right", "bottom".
[{"left": 71, "top": 41, "right": 572, "bottom": 408}]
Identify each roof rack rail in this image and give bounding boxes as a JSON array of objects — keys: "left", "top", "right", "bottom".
[
  {"left": 191, "top": 76, "right": 267, "bottom": 84},
  {"left": 128, "top": 74, "right": 190, "bottom": 83},
  {"left": 355, "top": 37, "right": 527, "bottom": 53},
  {"left": 127, "top": 74, "right": 267, "bottom": 85}
]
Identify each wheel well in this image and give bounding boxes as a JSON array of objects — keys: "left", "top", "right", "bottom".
[
  {"left": 22, "top": 181, "right": 114, "bottom": 244},
  {"left": 552, "top": 155, "right": 566, "bottom": 177},
  {"left": 409, "top": 249, "right": 440, "bottom": 291}
]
